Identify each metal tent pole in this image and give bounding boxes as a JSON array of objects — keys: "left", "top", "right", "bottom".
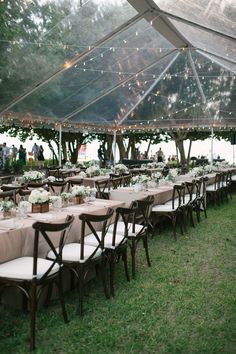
[
  {"left": 58, "top": 124, "right": 62, "bottom": 167},
  {"left": 112, "top": 130, "right": 117, "bottom": 166},
  {"left": 210, "top": 126, "right": 214, "bottom": 163}
]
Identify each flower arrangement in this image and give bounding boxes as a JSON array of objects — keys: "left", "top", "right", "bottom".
[
  {"left": 151, "top": 172, "right": 163, "bottom": 184},
  {"left": 28, "top": 188, "right": 51, "bottom": 204},
  {"left": 70, "top": 185, "right": 86, "bottom": 197},
  {"left": 64, "top": 161, "right": 73, "bottom": 169},
  {"left": 47, "top": 176, "right": 56, "bottom": 182},
  {"left": 113, "top": 164, "right": 128, "bottom": 175},
  {"left": 165, "top": 168, "right": 178, "bottom": 183},
  {"left": 61, "top": 192, "right": 71, "bottom": 201},
  {"left": 50, "top": 195, "right": 62, "bottom": 209},
  {"left": 23, "top": 170, "right": 45, "bottom": 182},
  {"left": 84, "top": 186, "right": 97, "bottom": 197},
  {"left": 189, "top": 166, "right": 204, "bottom": 177},
  {"left": 213, "top": 161, "right": 229, "bottom": 170},
  {"left": 0, "top": 200, "right": 15, "bottom": 212},
  {"left": 78, "top": 171, "right": 87, "bottom": 178},
  {"left": 131, "top": 174, "right": 150, "bottom": 185},
  {"left": 203, "top": 164, "right": 214, "bottom": 174},
  {"left": 86, "top": 165, "right": 101, "bottom": 177}
]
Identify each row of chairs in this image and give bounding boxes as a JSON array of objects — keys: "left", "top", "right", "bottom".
[
  {"left": 151, "top": 177, "right": 208, "bottom": 239},
  {"left": 0, "top": 197, "right": 154, "bottom": 350}
]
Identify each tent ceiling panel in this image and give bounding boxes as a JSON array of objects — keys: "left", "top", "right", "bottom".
[
  {"left": 124, "top": 50, "right": 236, "bottom": 130},
  {"left": 170, "top": 18, "right": 236, "bottom": 64},
  {"left": 7, "top": 19, "right": 175, "bottom": 122},
  {"left": 68, "top": 51, "right": 179, "bottom": 126},
  {"left": 153, "top": 0, "right": 236, "bottom": 38},
  {"left": 0, "top": 0, "right": 137, "bottom": 112}
]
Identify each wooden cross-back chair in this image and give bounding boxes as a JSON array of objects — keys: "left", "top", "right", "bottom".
[
  {"left": 0, "top": 215, "right": 74, "bottom": 351},
  {"left": 151, "top": 184, "right": 185, "bottom": 240},
  {"left": 48, "top": 209, "right": 114, "bottom": 316}
]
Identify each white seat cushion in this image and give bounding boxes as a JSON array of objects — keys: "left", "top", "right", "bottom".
[
  {"left": 107, "top": 222, "right": 145, "bottom": 238},
  {"left": 0, "top": 257, "right": 59, "bottom": 280},
  {"left": 85, "top": 231, "right": 125, "bottom": 249},
  {"left": 152, "top": 204, "right": 178, "bottom": 212},
  {"left": 48, "top": 243, "right": 101, "bottom": 263},
  {"left": 206, "top": 185, "right": 219, "bottom": 191}
]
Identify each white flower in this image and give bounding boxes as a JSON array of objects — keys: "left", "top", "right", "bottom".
[
  {"left": 86, "top": 165, "right": 101, "bottom": 177},
  {"left": 23, "top": 171, "right": 45, "bottom": 182},
  {"left": 78, "top": 171, "right": 86, "bottom": 178},
  {"left": 113, "top": 164, "right": 128, "bottom": 174},
  {"left": 70, "top": 185, "right": 86, "bottom": 197},
  {"left": 84, "top": 186, "right": 97, "bottom": 197},
  {"left": 165, "top": 168, "right": 178, "bottom": 182},
  {"left": 0, "top": 200, "right": 15, "bottom": 212},
  {"left": 151, "top": 172, "right": 162, "bottom": 183},
  {"left": 47, "top": 176, "right": 56, "bottom": 182},
  {"left": 189, "top": 167, "right": 202, "bottom": 177},
  {"left": 28, "top": 188, "right": 50, "bottom": 204},
  {"left": 61, "top": 192, "right": 71, "bottom": 201},
  {"left": 131, "top": 174, "right": 150, "bottom": 185}
]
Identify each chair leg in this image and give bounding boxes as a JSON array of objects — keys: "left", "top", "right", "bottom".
[
  {"left": 109, "top": 253, "right": 115, "bottom": 297},
  {"left": 171, "top": 216, "right": 177, "bottom": 240},
  {"left": 143, "top": 236, "right": 151, "bottom": 267},
  {"left": 58, "top": 270, "right": 69, "bottom": 323},
  {"left": 130, "top": 239, "right": 136, "bottom": 279},
  {"left": 30, "top": 282, "right": 37, "bottom": 351},
  {"left": 78, "top": 267, "right": 84, "bottom": 316},
  {"left": 100, "top": 257, "right": 110, "bottom": 299},
  {"left": 121, "top": 249, "right": 130, "bottom": 282}
]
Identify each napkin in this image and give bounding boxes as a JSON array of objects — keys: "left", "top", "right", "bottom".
[{"left": 28, "top": 213, "right": 56, "bottom": 221}]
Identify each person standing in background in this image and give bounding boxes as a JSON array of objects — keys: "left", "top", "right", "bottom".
[
  {"left": 32, "top": 143, "right": 39, "bottom": 165},
  {"left": 2, "top": 142, "right": 10, "bottom": 167},
  {"left": 18, "top": 144, "right": 26, "bottom": 164},
  {"left": 157, "top": 148, "right": 164, "bottom": 163},
  {"left": 11, "top": 144, "right": 18, "bottom": 162},
  {"left": 37, "top": 145, "right": 45, "bottom": 168}
]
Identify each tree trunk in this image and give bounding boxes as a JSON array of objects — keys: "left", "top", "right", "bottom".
[
  {"left": 116, "top": 135, "right": 128, "bottom": 160},
  {"left": 187, "top": 139, "right": 192, "bottom": 167},
  {"left": 176, "top": 139, "right": 186, "bottom": 167},
  {"left": 128, "top": 135, "right": 137, "bottom": 159}
]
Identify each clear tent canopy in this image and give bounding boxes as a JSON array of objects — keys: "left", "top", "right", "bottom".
[{"left": 0, "top": 0, "right": 236, "bottom": 134}]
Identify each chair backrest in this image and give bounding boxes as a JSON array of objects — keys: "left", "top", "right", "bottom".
[
  {"left": 122, "top": 174, "right": 131, "bottom": 187},
  {"left": 0, "top": 189, "right": 18, "bottom": 204},
  {"left": 67, "top": 179, "right": 83, "bottom": 190},
  {"left": 49, "top": 180, "right": 67, "bottom": 194},
  {"left": 79, "top": 208, "right": 114, "bottom": 261},
  {"left": 196, "top": 177, "right": 208, "bottom": 198},
  {"left": 109, "top": 173, "right": 120, "bottom": 179},
  {"left": 32, "top": 215, "right": 74, "bottom": 281},
  {"left": 214, "top": 173, "right": 222, "bottom": 190},
  {"left": 185, "top": 180, "right": 196, "bottom": 202},
  {"left": 95, "top": 179, "right": 110, "bottom": 199},
  {"left": 171, "top": 184, "right": 185, "bottom": 209},
  {"left": 135, "top": 196, "right": 154, "bottom": 225},
  {"left": 110, "top": 177, "right": 123, "bottom": 190},
  {"left": 27, "top": 182, "right": 46, "bottom": 189},
  {"left": 46, "top": 167, "right": 60, "bottom": 178},
  {"left": 0, "top": 176, "right": 13, "bottom": 185},
  {"left": 110, "top": 206, "right": 137, "bottom": 247}
]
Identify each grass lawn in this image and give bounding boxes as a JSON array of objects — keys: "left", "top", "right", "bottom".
[{"left": 0, "top": 196, "right": 236, "bottom": 353}]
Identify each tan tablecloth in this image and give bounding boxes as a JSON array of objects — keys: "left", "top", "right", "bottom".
[
  {"left": 110, "top": 186, "right": 174, "bottom": 207},
  {"left": 0, "top": 199, "right": 124, "bottom": 263}
]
